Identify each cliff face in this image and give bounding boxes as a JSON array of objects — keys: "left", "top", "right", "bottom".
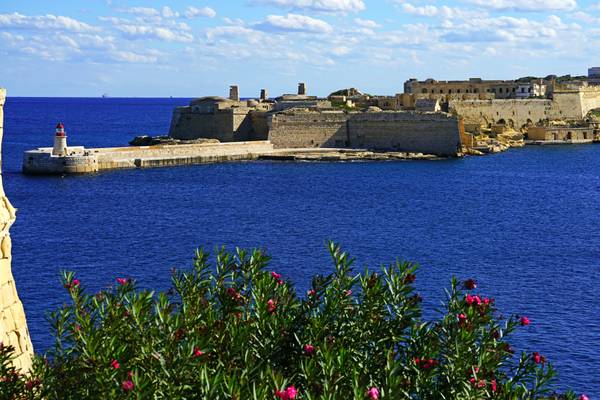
[{"left": 0, "top": 88, "right": 33, "bottom": 370}]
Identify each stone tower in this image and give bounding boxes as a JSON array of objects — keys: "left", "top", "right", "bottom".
[
  {"left": 260, "top": 89, "right": 268, "bottom": 101},
  {"left": 298, "top": 83, "right": 306, "bottom": 96},
  {"left": 229, "top": 85, "right": 240, "bottom": 101},
  {"left": 0, "top": 88, "right": 33, "bottom": 371}
]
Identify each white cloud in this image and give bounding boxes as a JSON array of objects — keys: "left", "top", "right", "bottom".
[
  {"left": 117, "top": 7, "right": 160, "bottom": 17},
  {"left": 0, "top": 12, "right": 99, "bottom": 33},
  {"left": 401, "top": 3, "right": 487, "bottom": 18},
  {"left": 184, "top": 7, "right": 217, "bottom": 18},
  {"left": 331, "top": 46, "right": 351, "bottom": 55},
  {"left": 161, "top": 6, "right": 180, "bottom": 18},
  {"left": 462, "top": 0, "right": 577, "bottom": 11},
  {"left": 255, "top": 13, "right": 333, "bottom": 33},
  {"left": 354, "top": 18, "right": 380, "bottom": 28},
  {"left": 112, "top": 50, "right": 158, "bottom": 63},
  {"left": 116, "top": 24, "right": 193, "bottom": 42},
  {"left": 259, "top": 0, "right": 365, "bottom": 13}
]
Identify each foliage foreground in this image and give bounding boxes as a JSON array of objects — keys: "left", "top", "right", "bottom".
[{"left": 0, "top": 243, "right": 587, "bottom": 399}]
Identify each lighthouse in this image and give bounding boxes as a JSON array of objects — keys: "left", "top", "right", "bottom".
[{"left": 52, "top": 122, "right": 68, "bottom": 156}]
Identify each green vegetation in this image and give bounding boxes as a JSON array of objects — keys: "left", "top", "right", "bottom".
[
  {"left": 588, "top": 108, "right": 600, "bottom": 118},
  {"left": 0, "top": 243, "right": 586, "bottom": 399}
]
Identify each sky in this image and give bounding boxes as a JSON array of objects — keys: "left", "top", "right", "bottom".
[{"left": 1, "top": 0, "right": 599, "bottom": 97}]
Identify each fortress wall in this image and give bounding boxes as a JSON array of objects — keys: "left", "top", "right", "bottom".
[
  {"left": 232, "top": 110, "right": 254, "bottom": 141},
  {"left": 552, "top": 91, "right": 585, "bottom": 120},
  {"left": 249, "top": 111, "right": 270, "bottom": 140},
  {"left": 0, "top": 88, "right": 33, "bottom": 371},
  {"left": 449, "top": 99, "right": 554, "bottom": 129},
  {"left": 347, "top": 112, "right": 461, "bottom": 156},
  {"left": 169, "top": 109, "right": 235, "bottom": 141},
  {"left": 579, "top": 87, "right": 600, "bottom": 115},
  {"left": 267, "top": 112, "right": 349, "bottom": 148}
]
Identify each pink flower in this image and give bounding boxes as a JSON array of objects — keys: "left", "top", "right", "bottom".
[
  {"left": 344, "top": 289, "right": 352, "bottom": 296},
  {"left": 111, "top": 359, "right": 120, "bottom": 369},
  {"left": 307, "top": 289, "right": 316, "bottom": 297},
  {"left": 490, "top": 379, "right": 497, "bottom": 392},
  {"left": 579, "top": 395, "right": 590, "bottom": 400},
  {"left": 193, "top": 347, "right": 204, "bottom": 358},
  {"left": 286, "top": 385, "right": 297, "bottom": 399},
  {"left": 122, "top": 380, "right": 134, "bottom": 391},
  {"left": 477, "top": 379, "right": 486, "bottom": 389},
  {"left": 532, "top": 352, "right": 545, "bottom": 364},
  {"left": 465, "top": 294, "right": 476, "bottom": 305},
  {"left": 457, "top": 313, "right": 467, "bottom": 323},
  {"left": 520, "top": 316, "right": 531, "bottom": 326},
  {"left": 267, "top": 299, "right": 277, "bottom": 314},
  {"left": 64, "top": 278, "right": 80, "bottom": 290},
  {"left": 303, "top": 344, "right": 315, "bottom": 356},
  {"left": 271, "top": 271, "right": 282, "bottom": 280},
  {"left": 116, "top": 278, "right": 128, "bottom": 285},
  {"left": 464, "top": 279, "right": 477, "bottom": 290},
  {"left": 275, "top": 386, "right": 298, "bottom": 400},
  {"left": 367, "top": 387, "right": 380, "bottom": 399}
]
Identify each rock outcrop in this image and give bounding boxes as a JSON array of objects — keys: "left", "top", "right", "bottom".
[{"left": 0, "top": 88, "right": 33, "bottom": 371}]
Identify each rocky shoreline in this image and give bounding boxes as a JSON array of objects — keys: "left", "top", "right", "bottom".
[{"left": 259, "top": 150, "right": 444, "bottom": 162}]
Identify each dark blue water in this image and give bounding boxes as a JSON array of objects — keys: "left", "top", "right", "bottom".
[{"left": 3, "top": 98, "right": 599, "bottom": 396}]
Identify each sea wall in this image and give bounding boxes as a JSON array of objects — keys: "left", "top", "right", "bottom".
[
  {"left": 0, "top": 88, "right": 34, "bottom": 371},
  {"left": 169, "top": 106, "right": 255, "bottom": 142},
  {"left": 267, "top": 112, "right": 349, "bottom": 148},
  {"left": 267, "top": 110, "right": 461, "bottom": 156},
  {"left": 449, "top": 99, "right": 555, "bottom": 130},
  {"left": 449, "top": 88, "right": 600, "bottom": 131},
  {"left": 347, "top": 112, "right": 461, "bottom": 156},
  {"left": 23, "top": 141, "right": 275, "bottom": 174}
]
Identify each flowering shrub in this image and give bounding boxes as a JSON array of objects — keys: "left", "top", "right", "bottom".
[{"left": 0, "top": 243, "right": 587, "bottom": 399}]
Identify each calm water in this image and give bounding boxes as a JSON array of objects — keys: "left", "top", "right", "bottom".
[{"left": 3, "top": 97, "right": 599, "bottom": 396}]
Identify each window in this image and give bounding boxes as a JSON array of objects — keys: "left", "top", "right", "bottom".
[{"left": 499, "top": 88, "right": 503, "bottom": 93}]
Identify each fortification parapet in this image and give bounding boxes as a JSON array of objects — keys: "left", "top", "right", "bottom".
[{"left": 0, "top": 88, "right": 34, "bottom": 371}]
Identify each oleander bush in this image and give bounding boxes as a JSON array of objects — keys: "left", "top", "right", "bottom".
[{"left": 0, "top": 243, "right": 585, "bottom": 399}]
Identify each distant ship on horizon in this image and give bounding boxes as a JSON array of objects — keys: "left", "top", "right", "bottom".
[{"left": 101, "top": 93, "right": 109, "bottom": 98}]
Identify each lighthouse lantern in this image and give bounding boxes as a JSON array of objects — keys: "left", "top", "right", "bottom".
[{"left": 52, "top": 122, "right": 68, "bottom": 156}]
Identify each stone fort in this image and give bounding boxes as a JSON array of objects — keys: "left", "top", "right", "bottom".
[{"left": 169, "top": 83, "right": 463, "bottom": 157}]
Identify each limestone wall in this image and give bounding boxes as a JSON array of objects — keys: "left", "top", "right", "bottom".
[
  {"left": 268, "top": 110, "right": 461, "bottom": 156},
  {"left": 449, "top": 99, "right": 555, "bottom": 130},
  {"left": 449, "top": 88, "right": 600, "bottom": 131},
  {"left": 169, "top": 108, "right": 235, "bottom": 141},
  {"left": 347, "top": 112, "right": 461, "bottom": 156},
  {"left": 0, "top": 88, "right": 33, "bottom": 371},
  {"left": 267, "top": 111, "right": 349, "bottom": 148}
]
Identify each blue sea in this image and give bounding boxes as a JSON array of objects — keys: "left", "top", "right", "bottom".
[{"left": 3, "top": 97, "right": 599, "bottom": 396}]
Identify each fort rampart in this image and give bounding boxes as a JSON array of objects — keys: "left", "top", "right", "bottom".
[
  {"left": 268, "top": 111, "right": 462, "bottom": 157},
  {"left": 0, "top": 88, "right": 34, "bottom": 370}
]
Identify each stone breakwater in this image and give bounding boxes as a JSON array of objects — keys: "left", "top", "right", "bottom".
[
  {"left": 0, "top": 88, "right": 34, "bottom": 371},
  {"left": 23, "top": 141, "right": 275, "bottom": 175}
]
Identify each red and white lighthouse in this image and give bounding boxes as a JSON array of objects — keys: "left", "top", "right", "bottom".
[{"left": 52, "top": 122, "right": 68, "bottom": 156}]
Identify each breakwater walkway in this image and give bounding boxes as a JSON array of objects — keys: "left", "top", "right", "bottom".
[{"left": 23, "top": 141, "right": 275, "bottom": 174}]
